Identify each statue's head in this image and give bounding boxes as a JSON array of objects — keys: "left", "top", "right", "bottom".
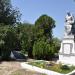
[{"left": 67, "top": 12, "right": 71, "bottom": 16}]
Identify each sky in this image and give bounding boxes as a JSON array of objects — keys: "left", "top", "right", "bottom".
[{"left": 11, "top": 0, "right": 75, "bottom": 39}]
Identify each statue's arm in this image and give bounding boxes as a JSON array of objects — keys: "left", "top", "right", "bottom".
[
  {"left": 71, "top": 16, "right": 75, "bottom": 23},
  {"left": 65, "top": 17, "right": 67, "bottom": 22}
]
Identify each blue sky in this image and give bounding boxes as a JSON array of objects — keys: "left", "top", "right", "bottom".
[{"left": 11, "top": 0, "right": 75, "bottom": 39}]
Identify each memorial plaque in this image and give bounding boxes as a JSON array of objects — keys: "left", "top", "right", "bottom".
[{"left": 63, "top": 44, "right": 71, "bottom": 54}]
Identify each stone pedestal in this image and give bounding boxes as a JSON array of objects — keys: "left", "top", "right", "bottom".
[
  {"left": 59, "top": 35, "right": 75, "bottom": 65},
  {"left": 59, "top": 12, "right": 75, "bottom": 65}
]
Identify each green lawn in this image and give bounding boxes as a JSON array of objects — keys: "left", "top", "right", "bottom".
[{"left": 28, "top": 61, "right": 75, "bottom": 74}]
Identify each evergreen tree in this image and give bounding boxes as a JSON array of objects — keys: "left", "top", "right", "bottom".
[{"left": 0, "top": 0, "right": 21, "bottom": 25}]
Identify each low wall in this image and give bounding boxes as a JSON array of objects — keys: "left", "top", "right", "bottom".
[
  {"left": 21, "top": 62, "right": 75, "bottom": 75},
  {"left": 21, "top": 62, "right": 64, "bottom": 75}
]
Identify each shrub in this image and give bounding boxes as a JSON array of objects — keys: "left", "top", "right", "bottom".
[
  {"left": 1, "top": 27, "right": 18, "bottom": 60},
  {"left": 32, "top": 40, "right": 55, "bottom": 60},
  {"left": 1, "top": 46, "right": 11, "bottom": 60},
  {"left": 61, "top": 65, "right": 70, "bottom": 70}
]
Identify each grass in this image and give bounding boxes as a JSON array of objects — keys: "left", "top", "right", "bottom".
[
  {"left": 10, "top": 69, "right": 46, "bottom": 75},
  {"left": 28, "top": 61, "right": 75, "bottom": 74}
]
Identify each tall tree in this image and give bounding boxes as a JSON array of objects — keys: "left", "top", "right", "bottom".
[
  {"left": 16, "top": 23, "right": 35, "bottom": 56},
  {"left": 35, "top": 14, "right": 55, "bottom": 42},
  {"left": 0, "top": 25, "right": 18, "bottom": 60},
  {"left": 0, "top": 0, "right": 21, "bottom": 25}
]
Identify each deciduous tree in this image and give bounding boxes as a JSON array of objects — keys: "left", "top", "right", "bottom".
[{"left": 0, "top": 0, "right": 21, "bottom": 25}]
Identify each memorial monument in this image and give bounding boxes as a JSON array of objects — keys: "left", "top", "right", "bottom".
[{"left": 59, "top": 12, "right": 75, "bottom": 65}]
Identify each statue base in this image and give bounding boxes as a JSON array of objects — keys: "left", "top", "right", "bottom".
[{"left": 59, "top": 35, "right": 75, "bottom": 65}]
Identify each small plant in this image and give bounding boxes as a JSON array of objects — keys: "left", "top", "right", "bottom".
[
  {"left": 61, "top": 65, "right": 70, "bottom": 70},
  {"left": 46, "top": 61, "right": 54, "bottom": 67}
]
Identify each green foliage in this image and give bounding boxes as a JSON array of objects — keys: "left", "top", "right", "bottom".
[
  {"left": 17, "top": 15, "right": 58, "bottom": 60},
  {"left": 0, "top": 13, "right": 59, "bottom": 60},
  {"left": 1, "top": 45, "right": 11, "bottom": 60},
  {"left": 29, "top": 61, "right": 75, "bottom": 74},
  {"left": 32, "top": 37, "right": 61, "bottom": 60},
  {"left": 3, "top": 28, "right": 18, "bottom": 50},
  {"left": 35, "top": 14, "right": 55, "bottom": 42},
  {"left": 0, "top": 25, "right": 20, "bottom": 60},
  {"left": 20, "top": 32, "right": 29, "bottom": 54},
  {"left": 33, "top": 40, "right": 55, "bottom": 60},
  {"left": 0, "top": 0, "right": 21, "bottom": 25},
  {"left": 32, "top": 14, "right": 57, "bottom": 60},
  {"left": 16, "top": 23, "right": 35, "bottom": 57},
  {"left": 52, "top": 37, "right": 61, "bottom": 53},
  {"left": 0, "top": 0, "right": 21, "bottom": 60},
  {"left": 61, "top": 65, "right": 70, "bottom": 70}
]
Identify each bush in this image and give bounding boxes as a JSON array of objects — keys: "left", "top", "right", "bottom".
[
  {"left": 32, "top": 40, "right": 55, "bottom": 60},
  {"left": 1, "top": 46, "right": 11, "bottom": 60},
  {"left": 61, "top": 65, "right": 70, "bottom": 70},
  {"left": 2, "top": 29, "right": 18, "bottom": 60},
  {"left": 0, "top": 26, "right": 19, "bottom": 60},
  {"left": 52, "top": 37, "right": 61, "bottom": 53},
  {"left": 20, "top": 32, "right": 29, "bottom": 54}
]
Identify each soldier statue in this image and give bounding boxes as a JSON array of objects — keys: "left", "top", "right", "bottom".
[{"left": 65, "top": 12, "right": 75, "bottom": 36}]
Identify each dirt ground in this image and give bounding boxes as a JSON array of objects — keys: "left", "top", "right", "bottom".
[
  {"left": 0, "top": 61, "right": 43, "bottom": 75},
  {"left": 0, "top": 61, "right": 21, "bottom": 75}
]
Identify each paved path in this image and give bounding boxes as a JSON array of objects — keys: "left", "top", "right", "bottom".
[
  {"left": 0, "top": 61, "right": 21, "bottom": 75},
  {"left": 0, "top": 61, "right": 43, "bottom": 75}
]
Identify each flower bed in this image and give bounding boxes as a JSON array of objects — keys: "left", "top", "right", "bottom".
[{"left": 28, "top": 60, "right": 75, "bottom": 74}]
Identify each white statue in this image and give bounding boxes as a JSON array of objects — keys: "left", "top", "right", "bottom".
[
  {"left": 65, "top": 12, "right": 74, "bottom": 25},
  {"left": 64, "top": 12, "right": 75, "bottom": 36}
]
